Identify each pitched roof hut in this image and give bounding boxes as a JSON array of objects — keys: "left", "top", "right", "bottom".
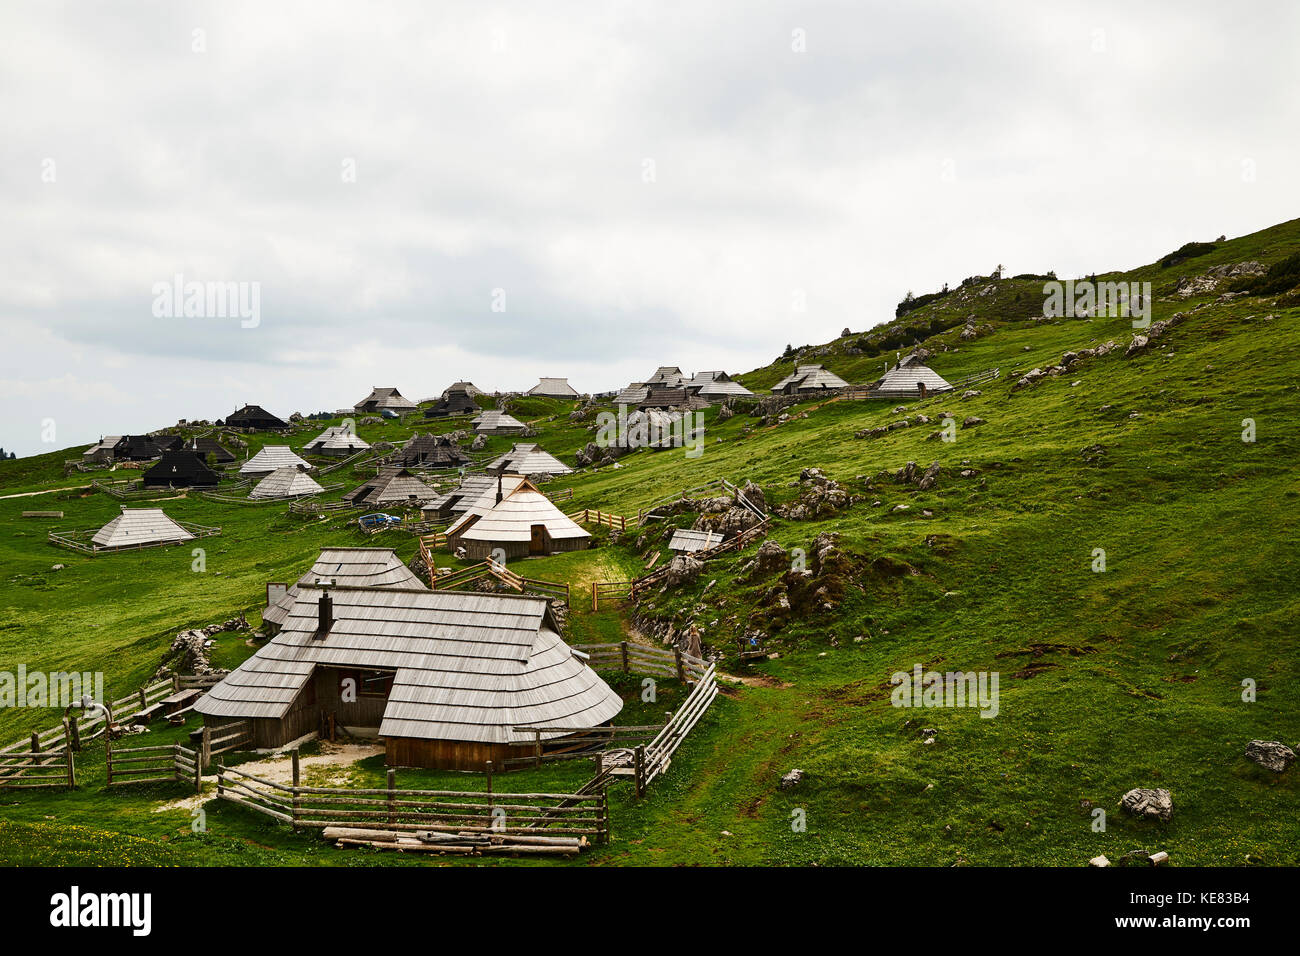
[
  {"left": 639, "top": 387, "right": 702, "bottom": 410},
  {"left": 425, "top": 387, "right": 479, "bottom": 418},
  {"left": 114, "top": 435, "right": 172, "bottom": 461},
  {"left": 344, "top": 466, "right": 438, "bottom": 507},
  {"left": 354, "top": 387, "right": 418, "bottom": 414},
  {"left": 224, "top": 404, "right": 288, "bottom": 430},
  {"left": 195, "top": 580, "right": 623, "bottom": 769},
  {"left": 191, "top": 437, "right": 236, "bottom": 464},
  {"left": 872, "top": 353, "right": 954, "bottom": 399},
  {"left": 614, "top": 384, "right": 650, "bottom": 406},
  {"left": 303, "top": 426, "right": 371, "bottom": 457},
  {"left": 448, "top": 476, "right": 589, "bottom": 560},
  {"left": 689, "top": 371, "right": 755, "bottom": 401},
  {"left": 262, "top": 547, "right": 426, "bottom": 633},
  {"left": 646, "top": 366, "right": 686, "bottom": 387},
  {"left": 240, "top": 445, "right": 311, "bottom": 476},
  {"left": 396, "top": 434, "right": 470, "bottom": 469},
  {"left": 485, "top": 443, "right": 572, "bottom": 478},
  {"left": 771, "top": 364, "right": 850, "bottom": 396},
  {"left": 250, "top": 467, "right": 326, "bottom": 500},
  {"left": 471, "top": 410, "right": 527, "bottom": 435},
  {"left": 444, "top": 381, "right": 483, "bottom": 398},
  {"left": 526, "top": 377, "right": 580, "bottom": 399},
  {"left": 141, "top": 450, "right": 220, "bottom": 488},
  {"left": 82, "top": 436, "right": 124, "bottom": 463},
  {"left": 91, "top": 508, "right": 195, "bottom": 550}
]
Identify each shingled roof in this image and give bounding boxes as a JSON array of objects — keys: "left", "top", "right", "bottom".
[
  {"left": 263, "top": 547, "right": 425, "bottom": 630},
  {"left": 873, "top": 353, "right": 954, "bottom": 397},
  {"left": 250, "top": 466, "right": 325, "bottom": 500},
  {"left": 354, "top": 387, "right": 418, "bottom": 413},
  {"left": 197, "top": 584, "right": 622, "bottom": 744},
  {"left": 91, "top": 508, "right": 195, "bottom": 549},
  {"left": 527, "top": 377, "right": 580, "bottom": 398},
  {"left": 224, "top": 404, "right": 288, "bottom": 430},
  {"left": 771, "top": 364, "right": 850, "bottom": 394},
  {"left": 485, "top": 443, "right": 572, "bottom": 477},
  {"left": 396, "top": 433, "right": 471, "bottom": 469},
  {"left": 425, "top": 387, "right": 479, "bottom": 418},
  {"left": 471, "top": 410, "right": 527, "bottom": 435},
  {"left": 344, "top": 466, "right": 438, "bottom": 506},
  {"left": 303, "top": 426, "right": 371, "bottom": 455},
  {"left": 141, "top": 451, "right": 220, "bottom": 488},
  {"left": 240, "top": 445, "right": 311, "bottom": 476}
]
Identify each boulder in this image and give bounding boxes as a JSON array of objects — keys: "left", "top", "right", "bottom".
[
  {"left": 779, "top": 769, "right": 804, "bottom": 790},
  {"left": 961, "top": 416, "right": 985, "bottom": 429},
  {"left": 1119, "top": 788, "right": 1173, "bottom": 821},
  {"left": 1245, "top": 739, "right": 1295, "bottom": 772},
  {"left": 664, "top": 554, "right": 704, "bottom": 588},
  {"left": 753, "top": 539, "right": 788, "bottom": 575}
]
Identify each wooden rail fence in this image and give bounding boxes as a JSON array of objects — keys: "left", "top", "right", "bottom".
[
  {"left": 429, "top": 559, "right": 570, "bottom": 606},
  {"left": 107, "top": 742, "right": 202, "bottom": 792},
  {"left": 0, "top": 677, "right": 177, "bottom": 756},
  {"left": 567, "top": 508, "right": 629, "bottom": 531},
  {"left": 572, "top": 641, "right": 710, "bottom": 683},
  {"left": 0, "top": 748, "right": 75, "bottom": 790},
  {"left": 215, "top": 754, "right": 609, "bottom": 852},
  {"left": 48, "top": 521, "right": 221, "bottom": 555}
]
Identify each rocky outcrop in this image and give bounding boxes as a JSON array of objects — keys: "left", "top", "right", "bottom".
[
  {"left": 575, "top": 441, "right": 629, "bottom": 468},
  {"left": 1119, "top": 788, "right": 1173, "bottom": 821},
  {"left": 775, "top": 468, "right": 855, "bottom": 520},
  {"left": 152, "top": 616, "right": 248, "bottom": 680},
  {"left": 664, "top": 554, "right": 704, "bottom": 588},
  {"left": 1245, "top": 739, "right": 1295, "bottom": 772}
]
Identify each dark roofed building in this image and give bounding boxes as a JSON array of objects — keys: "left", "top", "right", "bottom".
[
  {"left": 396, "top": 434, "right": 471, "bottom": 469},
  {"left": 191, "top": 437, "right": 236, "bottom": 464},
  {"left": 224, "top": 404, "right": 289, "bottom": 430},
  {"left": 141, "top": 450, "right": 220, "bottom": 488},
  {"left": 425, "top": 387, "right": 479, "bottom": 418},
  {"left": 114, "top": 435, "right": 171, "bottom": 461}
]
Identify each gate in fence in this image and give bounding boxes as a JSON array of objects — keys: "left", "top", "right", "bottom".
[{"left": 106, "top": 741, "right": 202, "bottom": 792}]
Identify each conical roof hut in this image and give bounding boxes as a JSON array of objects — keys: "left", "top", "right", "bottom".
[
  {"left": 303, "top": 426, "right": 371, "bottom": 457},
  {"left": 485, "top": 443, "right": 572, "bottom": 477},
  {"left": 425, "top": 387, "right": 479, "bottom": 418},
  {"left": 526, "top": 377, "right": 580, "bottom": 398},
  {"left": 396, "top": 434, "right": 471, "bottom": 469},
  {"left": 449, "top": 477, "right": 589, "bottom": 560},
  {"left": 873, "top": 353, "right": 954, "bottom": 398},
  {"left": 344, "top": 466, "right": 438, "bottom": 507},
  {"left": 240, "top": 445, "right": 311, "bottom": 476},
  {"left": 91, "top": 508, "right": 195, "bottom": 550},
  {"left": 263, "top": 547, "right": 425, "bottom": 631},
  {"left": 471, "top": 410, "right": 527, "bottom": 435},
  {"left": 250, "top": 467, "right": 326, "bottom": 500}
]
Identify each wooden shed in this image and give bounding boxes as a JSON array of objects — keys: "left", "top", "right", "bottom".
[
  {"left": 223, "top": 404, "right": 289, "bottom": 431},
  {"left": 240, "top": 445, "right": 311, "bottom": 477},
  {"left": 447, "top": 476, "right": 589, "bottom": 561},
  {"left": 141, "top": 450, "right": 220, "bottom": 488},
  {"left": 354, "top": 387, "right": 418, "bottom": 414},
  {"left": 196, "top": 580, "right": 622, "bottom": 770},
  {"left": 485, "top": 442, "right": 572, "bottom": 478}
]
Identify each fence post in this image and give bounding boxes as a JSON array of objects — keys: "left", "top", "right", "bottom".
[
  {"left": 65, "top": 747, "right": 75, "bottom": 789},
  {"left": 674, "top": 647, "right": 685, "bottom": 683},
  {"left": 534, "top": 730, "right": 542, "bottom": 768},
  {"left": 620, "top": 642, "right": 629, "bottom": 675},
  {"left": 200, "top": 725, "right": 211, "bottom": 771},
  {"left": 105, "top": 732, "right": 113, "bottom": 785},
  {"left": 171, "top": 674, "right": 180, "bottom": 693},
  {"left": 30, "top": 732, "right": 39, "bottom": 755},
  {"left": 292, "top": 749, "right": 302, "bottom": 831},
  {"left": 193, "top": 745, "right": 202, "bottom": 794},
  {"left": 633, "top": 746, "right": 645, "bottom": 798},
  {"left": 600, "top": 783, "right": 610, "bottom": 844},
  {"left": 137, "top": 687, "right": 147, "bottom": 711},
  {"left": 591, "top": 582, "right": 598, "bottom": 612},
  {"left": 485, "top": 761, "right": 495, "bottom": 831},
  {"left": 217, "top": 764, "right": 225, "bottom": 797},
  {"left": 386, "top": 768, "right": 396, "bottom": 825}
]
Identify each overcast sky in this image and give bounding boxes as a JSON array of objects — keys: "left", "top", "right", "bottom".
[{"left": 1, "top": 0, "right": 1297, "bottom": 456}]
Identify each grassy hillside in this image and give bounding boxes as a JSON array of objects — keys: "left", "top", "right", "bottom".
[{"left": 3, "top": 218, "right": 1299, "bottom": 866}]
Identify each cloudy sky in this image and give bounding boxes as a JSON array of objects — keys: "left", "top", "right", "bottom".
[{"left": 2, "top": 0, "right": 1297, "bottom": 456}]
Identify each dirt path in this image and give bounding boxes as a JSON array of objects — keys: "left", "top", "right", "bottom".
[
  {"left": 153, "top": 741, "right": 383, "bottom": 814},
  {"left": 0, "top": 484, "right": 91, "bottom": 499}
]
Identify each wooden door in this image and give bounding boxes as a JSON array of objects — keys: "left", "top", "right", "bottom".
[{"left": 530, "top": 524, "right": 546, "bottom": 555}]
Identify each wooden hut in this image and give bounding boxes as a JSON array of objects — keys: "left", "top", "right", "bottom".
[
  {"left": 344, "top": 466, "right": 437, "bottom": 507},
  {"left": 223, "top": 404, "right": 289, "bottom": 430},
  {"left": 303, "top": 426, "right": 371, "bottom": 457},
  {"left": 526, "top": 377, "right": 580, "bottom": 399},
  {"left": 262, "top": 547, "right": 427, "bottom": 635},
  {"left": 425, "top": 387, "right": 478, "bottom": 418},
  {"left": 471, "top": 410, "right": 527, "bottom": 436},
  {"left": 771, "top": 364, "right": 850, "bottom": 396},
  {"left": 191, "top": 437, "right": 236, "bottom": 465},
  {"left": 141, "top": 450, "right": 220, "bottom": 488},
  {"left": 91, "top": 507, "right": 195, "bottom": 550},
  {"left": 687, "top": 371, "right": 754, "bottom": 401},
  {"left": 422, "top": 473, "right": 525, "bottom": 521},
  {"left": 250, "top": 467, "right": 325, "bottom": 500},
  {"left": 484, "top": 442, "right": 572, "bottom": 478},
  {"left": 196, "top": 576, "right": 622, "bottom": 770},
  {"left": 447, "top": 476, "right": 589, "bottom": 560},
  {"left": 646, "top": 366, "right": 686, "bottom": 388},
  {"left": 240, "top": 445, "right": 311, "bottom": 477},
  {"left": 354, "top": 387, "right": 418, "bottom": 415},
  {"left": 872, "top": 353, "right": 954, "bottom": 399},
  {"left": 396, "top": 434, "right": 470, "bottom": 469},
  {"left": 114, "top": 435, "right": 176, "bottom": 461},
  {"left": 668, "top": 528, "right": 724, "bottom": 553}
]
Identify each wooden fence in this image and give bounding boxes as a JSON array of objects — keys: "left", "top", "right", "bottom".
[
  {"left": 107, "top": 742, "right": 202, "bottom": 792},
  {"left": 48, "top": 521, "right": 222, "bottom": 555},
  {"left": 200, "top": 721, "right": 254, "bottom": 768},
  {"left": 591, "top": 581, "right": 633, "bottom": 610},
  {"left": 287, "top": 498, "right": 362, "bottom": 518},
  {"left": 215, "top": 754, "right": 609, "bottom": 851},
  {"left": 572, "top": 641, "right": 710, "bottom": 683},
  {"left": 503, "top": 724, "right": 664, "bottom": 770},
  {"left": 429, "top": 560, "right": 570, "bottom": 606},
  {"left": 0, "top": 748, "right": 75, "bottom": 790},
  {"left": 567, "top": 508, "right": 629, "bottom": 531},
  {"left": 628, "top": 663, "right": 719, "bottom": 795}
]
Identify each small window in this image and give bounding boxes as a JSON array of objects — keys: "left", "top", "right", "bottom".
[{"left": 359, "top": 671, "right": 393, "bottom": 699}]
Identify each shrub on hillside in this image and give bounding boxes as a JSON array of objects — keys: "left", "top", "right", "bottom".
[
  {"left": 1229, "top": 251, "right": 1300, "bottom": 296},
  {"left": 1160, "top": 241, "right": 1217, "bottom": 268}
]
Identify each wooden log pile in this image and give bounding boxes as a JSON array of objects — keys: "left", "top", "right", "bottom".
[{"left": 321, "top": 826, "right": 586, "bottom": 857}]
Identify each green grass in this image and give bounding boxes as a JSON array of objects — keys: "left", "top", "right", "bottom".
[{"left": 4, "top": 217, "right": 1300, "bottom": 865}]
